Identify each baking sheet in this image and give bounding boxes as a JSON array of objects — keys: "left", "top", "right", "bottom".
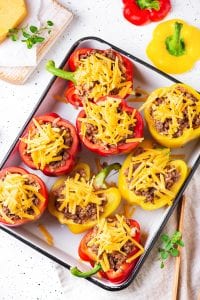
[{"left": 0, "top": 37, "right": 199, "bottom": 291}]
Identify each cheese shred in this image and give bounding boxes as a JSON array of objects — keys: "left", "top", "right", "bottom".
[
  {"left": 140, "top": 85, "right": 200, "bottom": 137},
  {"left": 21, "top": 118, "right": 70, "bottom": 170},
  {"left": 0, "top": 173, "right": 45, "bottom": 224},
  {"left": 56, "top": 175, "right": 105, "bottom": 220},
  {"left": 74, "top": 52, "right": 133, "bottom": 101},
  {"left": 87, "top": 215, "right": 144, "bottom": 272},
  {"left": 127, "top": 148, "right": 176, "bottom": 200},
  {"left": 79, "top": 97, "right": 143, "bottom": 147}
]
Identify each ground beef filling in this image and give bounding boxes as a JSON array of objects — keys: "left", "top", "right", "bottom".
[
  {"left": 150, "top": 86, "right": 200, "bottom": 137},
  {"left": 126, "top": 163, "right": 180, "bottom": 203},
  {"left": 0, "top": 178, "right": 40, "bottom": 221},
  {"left": 76, "top": 49, "right": 128, "bottom": 100},
  {"left": 26, "top": 121, "right": 73, "bottom": 171},
  {"left": 53, "top": 175, "right": 107, "bottom": 224},
  {"left": 84, "top": 109, "right": 135, "bottom": 149},
  {"left": 88, "top": 219, "right": 135, "bottom": 271}
]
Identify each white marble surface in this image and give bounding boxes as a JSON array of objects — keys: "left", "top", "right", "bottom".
[{"left": 0, "top": 0, "right": 200, "bottom": 299}]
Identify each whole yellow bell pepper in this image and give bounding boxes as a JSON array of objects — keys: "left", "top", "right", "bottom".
[
  {"left": 118, "top": 143, "right": 188, "bottom": 210},
  {"left": 49, "top": 162, "right": 121, "bottom": 233},
  {"left": 146, "top": 19, "right": 200, "bottom": 74},
  {"left": 143, "top": 83, "right": 200, "bottom": 148}
]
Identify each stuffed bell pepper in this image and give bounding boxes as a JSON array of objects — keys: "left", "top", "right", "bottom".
[
  {"left": 70, "top": 214, "right": 144, "bottom": 283},
  {"left": 0, "top": 167, "right": 48, "bottom": 226},
  {"left": 48, "top": 162, "right": 121, "bottom": 233},
  {"left": 142, "top": 83, "right": 200, "bottom": 148},
  {"left": 76, "top": 96, "right": 144, "bottom": 156},
  {"left": 46, "top": 48, "right": 133, "bottom": 107},
  {"left": 19, "top": 113, "right": 79, "bottom": 176},
  {"left": 118, "top": 143, "right": 188, "bottom": 210}
]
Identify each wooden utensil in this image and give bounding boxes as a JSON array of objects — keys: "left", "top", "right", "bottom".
[{"left": 172, "top": 195, "right": 186, "bottom": 300}]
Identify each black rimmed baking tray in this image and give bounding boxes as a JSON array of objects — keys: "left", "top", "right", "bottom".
[{"left": 0, "top": 37, "right": 199, "bottom": 291}]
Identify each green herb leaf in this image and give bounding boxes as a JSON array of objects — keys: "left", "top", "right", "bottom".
[
  {"left": 177, "top": 240, "right": 184, "bottom": 247},
  {"left": 47, "top": 20, "right": 54, "bottom": 26},
  {"left": 7, "top": 28, "right": 19, "bottom": 41},
  {"left": 161, "top": 234, "right": 170, "bottom": 243},
  {"left": 160, "top": 250, "right": 169, "bottom": 260},
  {"left": 8, "top": 20, "right": 54, "bottom": 49},
  {"left": 22, "top": 31, "right": 31, "bottom": 38},
  {"left": 160, "top": 261, "right": 165, "bottom": 269},
  {"left": 26, "top": 40, "right": 33, "bottom": 49},
  {"left": 30, "top": 25, "right": 38, "bottom": 33},
  {"left": 158, "top": 230, "right": 184, "bottom": 269},
  {"left": 34, "top": 36, "right": 45, "bottom": 43},
  {"left": 170, "top": 248, "right": 179, "bottom": 257}
]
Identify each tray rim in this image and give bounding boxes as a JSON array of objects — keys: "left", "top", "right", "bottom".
[{"left": 0, "top": 36, "right": 199, "bottom": 291}]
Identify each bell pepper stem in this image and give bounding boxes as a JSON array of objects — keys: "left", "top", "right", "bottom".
[
  {"left": 94, "top": 163, "right": 121, "bottom": 189},
  {"left": 165, "top": 22, "right": 185, "bottom": 57},
  {"left": 70, "top": 263, "right": 102, "bottom": 278},
  {"left": 136, "top": 0, "right": 160, "bottom": 10},
  {"left": 46, "top": 60, "right": 77, "bottom": 84}
]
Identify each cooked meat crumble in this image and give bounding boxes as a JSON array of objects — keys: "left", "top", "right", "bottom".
[
  {"left": 0, "top": 177, "right": 40, "bottom": 221},
  {"left": 84, "top": 106, "right": 136, "bottom": 149},
  {"left": 25, "top": 121, "right": 73, "bottom": 171},
  {"left": 126, "top": 163, "right": 180, "bottom": 203},
  {"left": 87, "top": 218, "right": 135, "bottom": 271},
  {"left": 54, "top": 197, "right": 107, "bottom": 224},
  {"left": 75, "top": 49, "right": 130, "bottom": 101},
  {"left": 53, "top": 177, "right": 107, "bottom": 224},
  {"left": 150, "top": 86, "right": 200, "bottom": 137}
]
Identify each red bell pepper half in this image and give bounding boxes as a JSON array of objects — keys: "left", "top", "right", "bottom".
[
  {"left": 122, "top": 0, "right": 171, "bottom": 26},
  {"left": 0, "top": 167, "right": 48, "bottom": 226},
  {"left": 46, "top": 48, "right": 133, "bottom": 107},
  {"left": 76, "top": 96, "right": 144, "bottom": 156},
  {"left": 19, "top": 113, "right": 79, "bottom": 176},
  {"left": 70, "top": 217, "right": 142, "bottom": 284}
]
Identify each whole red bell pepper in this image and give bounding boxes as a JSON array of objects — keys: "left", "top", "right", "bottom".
[
  {"left": 70, "top": 217, "right": 143, "bottom": 283},
  {"left": 122, "top": 0, "right": 171, "bottom": 26},
  {"left": 0, "top": 167, "right": 48, "bottom": 226},
  {"left": 19, "top": 113, "right": 79, "bottom": 176},
  {"left": 76, "top": 96, "right": 144, "bottom": 156},
  {"left": 46, "top": 48, "right": 133, "bottom": 107}
]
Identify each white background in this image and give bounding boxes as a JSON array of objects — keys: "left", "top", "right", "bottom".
[{"left": 0, "top": 0, "right": 200, "bottom": 299}]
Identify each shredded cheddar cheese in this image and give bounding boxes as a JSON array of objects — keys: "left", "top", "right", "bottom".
[
  {"left": 87, "top": 215, "right": 144, "bottom": 272},
  {"left": 79, "top": 97, "right": 143, "bottom": 146},
  {"left": 38, "top": 224, "right": 54, "bottom": 246},
  {"left": 0, "top": 173, "right": 45, "bottom": 224},
  {"left": 127, "top": 148, "right": 177, "bottom": 200},
  {"left": 141, "top": 85, "right": 200, "bottom": 137},
  {"left": 56, "top": 174, "right": 105, "bottom": 219},
  {"left": 21, "top": 118, "right": 70, "bottom": 170},
  {"left": 74, "top": 52, "right": 133, "bottom": 101}
]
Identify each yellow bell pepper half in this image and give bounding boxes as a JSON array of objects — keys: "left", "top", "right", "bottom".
[
  {"left": 48, "top": 162, "right": 121, "bottom": 233},
  {"left": 118, "top": 145, "right": 188, "bottom": 210},
  {"left": 146, "top": 19, "right": 200, "bottom": 74},
  {"left": 143, "top": 83, "right": 200, "bottom": 148}
]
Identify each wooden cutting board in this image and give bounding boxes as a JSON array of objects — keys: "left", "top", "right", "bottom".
[{"left": 0, "top": 0, "right": 73, "bottom": 85}]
